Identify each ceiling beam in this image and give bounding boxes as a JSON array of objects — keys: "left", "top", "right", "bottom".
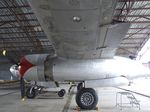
[
  {"left": 116, "top": 7, "right": 150, "bottom": 11},
  {"left": 115, "top": 15, "right": 150, "bottom": 18},
  {"left": 129, "top": 28, "right": 150, "bottom": 29},
  {"left": 0, "top": 5, "right": 30, "bottom": 9},
  {"left": 119, "top": 0, "right": 150, "bottom": 2},
  {"left": 119, "top": 46, "right": 142, "bottom": 48},
  {"left": 0, "top": 44, "right": 52, "bottom": 48},
  {"left": 0, "top": 25, "right": 41, "bottom": 29},
  {"left": 123, "top": 37, "right": 146, "bottom": 40},
  {"left": 0, "top": 12, "right": 34, "bottom": 17},
  {"left": 127, "top": 33, "right": 150, "bottom": 35},
  {"left": 0, "top": 30, "right": 44, "bottom": 35},
  {"left": 0, "top": 35, "right": 47, "bottom": 39},
  {"left": 120, "top": 43, "right": 141, "bottom": 44},
  {"left": 0, "top": 19, "right": 38, "bottom": 23}
]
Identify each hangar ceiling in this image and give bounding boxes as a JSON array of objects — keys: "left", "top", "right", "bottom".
[
  {"left": 115, "top": 0, "right": 150, "bottom": 58},
  {"left": 0, "top": 0, "right": 54, "bottom": 61},
  {"left": 0, "top": 0, "right": 150, "bottom": 61}
]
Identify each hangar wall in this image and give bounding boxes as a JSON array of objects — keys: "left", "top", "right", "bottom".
[{"left": 0, "top": 57, "right": 16, "bottom": 80}]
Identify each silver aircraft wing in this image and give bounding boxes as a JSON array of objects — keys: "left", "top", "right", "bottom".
[{"left": 29, "top": 0, "right": 130, "bottom": 59}]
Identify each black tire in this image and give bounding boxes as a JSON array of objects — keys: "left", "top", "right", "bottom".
[
  {"left": 26, "top": 87, "right": 36, "bottom": 99},
  {"left": 58, "top": 89, "right": 66, "bottom": 97},
  {"left": 76, "top": 88, "right": 98, "bottom": 110},
  {"left": 77, "top": 82, "right": 83, "bottom": 91},
  {"left": 61, "top": 89, "right": 66, "bottom": 94}
]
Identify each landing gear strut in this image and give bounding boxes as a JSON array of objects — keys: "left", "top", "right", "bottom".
[
  {"left": 76, "top": 88, "right": 98, "bottom": 110},
  {"left": 77, "top": 82, "right": 84, "bottom": 91}
]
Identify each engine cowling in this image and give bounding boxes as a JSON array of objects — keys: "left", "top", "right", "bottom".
[{"left": 19, "top": 54, "right": 54, "bottom": 81}]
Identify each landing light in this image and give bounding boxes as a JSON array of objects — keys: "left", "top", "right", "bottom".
[{"left": 73, "top": 16, "right": 81, "bottom": 22}]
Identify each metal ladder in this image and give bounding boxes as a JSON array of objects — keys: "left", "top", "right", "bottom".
[{"left": 116, "top": 92, "right": 140, "bottom": 110}]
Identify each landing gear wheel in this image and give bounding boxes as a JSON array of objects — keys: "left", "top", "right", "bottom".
[
  {"left": 76, "top": 88, "right": 98, "bottom": 110},
  {"left": 26, "top": 87, "right": 37, "bottom": 99},
  {"left": 77, "top": 82, "right": 83, "bottom": 91},
  {"left": 58, "top": 89, "right": 66, "bottom": 97},
  {"left": 61, "top": 89, "right": 66, "bottom": 94}
]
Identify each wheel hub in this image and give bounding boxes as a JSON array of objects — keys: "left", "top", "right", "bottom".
[{"left": 81, "top": 92, "right": 94, "bottom": 106}]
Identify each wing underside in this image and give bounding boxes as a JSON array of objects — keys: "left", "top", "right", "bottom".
[{"left": 29, "top": 0, "right": 130, "bottom": 59}]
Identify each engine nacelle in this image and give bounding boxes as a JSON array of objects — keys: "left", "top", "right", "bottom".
[{"left": 19, "top": 54, "right": 150, "bottom": 83}]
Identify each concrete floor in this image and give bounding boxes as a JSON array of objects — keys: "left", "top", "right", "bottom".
[{"left": 0, "top": 79, "right": 150, "bottom": 112}]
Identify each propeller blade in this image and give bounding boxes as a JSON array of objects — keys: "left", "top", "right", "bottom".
[{"left": 20, "top": 77, "right": 25, "bottom": 99}]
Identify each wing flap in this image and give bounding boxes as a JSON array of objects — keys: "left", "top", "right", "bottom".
[{"left": 99, "top": 23, "right": 130, "bottom": 58}]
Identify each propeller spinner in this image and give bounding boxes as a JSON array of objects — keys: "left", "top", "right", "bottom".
[{"left": 9, "top": 56, "right": 34, "bottom": 99}]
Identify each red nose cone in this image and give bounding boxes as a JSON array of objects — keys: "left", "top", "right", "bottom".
[{"left": 19, "top": 57, "right": 35, "bottom": 77}]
